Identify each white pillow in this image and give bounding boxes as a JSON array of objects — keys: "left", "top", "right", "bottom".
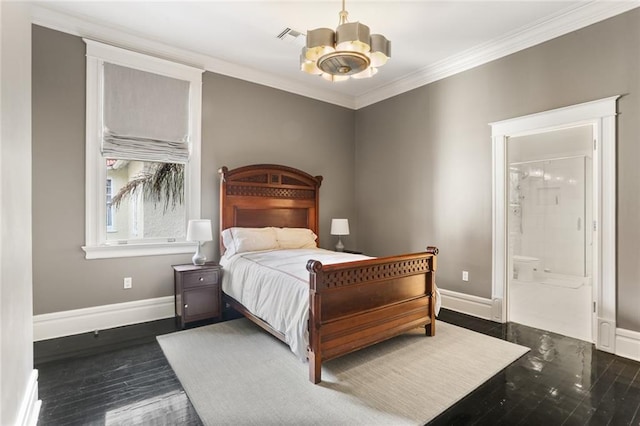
[
  {"left": 221, "top": 227, "right": 279, "bottom": 257},
  {"left": 275, "top": 227, "right": 317, "bottom": 249},
  {"left": 221, "top": 228, "right": 236, "bottom": 256}
]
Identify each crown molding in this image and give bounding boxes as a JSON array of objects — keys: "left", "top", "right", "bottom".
[
  {"left": 31, "top": 2, "right": 639, "bottom": 111},
  {"left": 355, "top": 1, "right": 640, "bottom": 109},
  {"left": 30, "top": 5, "right": 356, "bottom": 109}
]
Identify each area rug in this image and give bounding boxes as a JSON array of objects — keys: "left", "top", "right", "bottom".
[{"left": 157, "top": 319, "right": 528, "bottom": 425}]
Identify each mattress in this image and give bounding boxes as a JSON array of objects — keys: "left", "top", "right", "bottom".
[{"left": 220, "top": 248, "right": 370, "bottom": 359}]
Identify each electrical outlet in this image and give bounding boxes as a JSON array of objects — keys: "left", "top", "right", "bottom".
[
  {"left": 462, "top": 271, "right": 469, "bottom": 282},
  {"left": 123, "top": 277, "right": 132, "bottom": 289}
]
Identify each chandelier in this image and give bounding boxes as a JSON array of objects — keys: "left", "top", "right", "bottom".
[{"left": 300, "top": 0, "right": 391, "bottom": 82}]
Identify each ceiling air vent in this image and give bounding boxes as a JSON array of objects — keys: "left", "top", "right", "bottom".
[{"left": 276, "top": 28, "right": 306, "bottom": 47}]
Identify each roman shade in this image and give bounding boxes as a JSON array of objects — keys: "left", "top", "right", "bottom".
[{"left": 102, "top": 63, "right": 191, "bottom": 163}]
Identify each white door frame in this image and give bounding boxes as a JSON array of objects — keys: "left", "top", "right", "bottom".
[{"left": 490, "top": 96, "right": 618, "bottom": 353}]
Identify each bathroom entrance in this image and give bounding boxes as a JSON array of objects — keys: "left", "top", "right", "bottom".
[
  {"left": 507, "top": 125, "right": 594, "bottom": 342},
  {"left": 491, "top": 97, "right": 618, "bottom": 353}
]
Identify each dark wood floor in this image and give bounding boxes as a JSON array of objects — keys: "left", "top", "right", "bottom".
[{"left": 35, "top": 309, "right": 640, "bottom": 425}]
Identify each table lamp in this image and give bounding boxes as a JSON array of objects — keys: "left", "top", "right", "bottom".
[
  {"left": 330, "top": 218, "right": 349, "bottom": 252},
  {"left": 186, "top": 219, "right": 212, "bottom": 265}
]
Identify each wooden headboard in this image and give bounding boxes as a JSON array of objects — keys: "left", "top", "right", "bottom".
[{"left": 219, "top": 164, "right": 323, "bottom": 250}]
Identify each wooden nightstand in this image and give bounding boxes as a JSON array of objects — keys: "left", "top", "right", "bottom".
[{"left": 173, "top": 263, "right": 221, "bottom": 328}]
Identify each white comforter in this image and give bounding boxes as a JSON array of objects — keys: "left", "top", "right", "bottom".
[{"left": 220, "top": 248, "right": 370, "bottom": 359}]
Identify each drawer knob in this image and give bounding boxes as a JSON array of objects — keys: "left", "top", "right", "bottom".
[
  {"left": 199, "top": 277, "right": 204, "bottom": 282},
  {"left": 184, "top": 304, "right": 188, "bottom": 309}
]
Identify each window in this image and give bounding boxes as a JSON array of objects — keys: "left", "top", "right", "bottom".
[
  {"left": 82, "top": 40, "right": 204, "bottom": 259},
  {"left": 105, "top": 159, "right": 186, "bottom": 243},
  {"left": 106, "top": 177, "right": 115, "bottom": 232}
]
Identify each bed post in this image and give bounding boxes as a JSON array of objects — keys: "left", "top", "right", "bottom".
[
  {"left": 307, "top": 259, "right": 323, "bottom": 384},
  {"left": 425, "top": 246, "right": 439, "bottom": 337},
  {"left": 218, "top": 166, "right": 229, "bottom": 255}
]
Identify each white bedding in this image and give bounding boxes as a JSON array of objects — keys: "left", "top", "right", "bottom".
[
  {"left": 220, "top": 248, "right": 441, "bottom": 360},
  {"left": 220, "top": 248, "right": 370, "bottom": 359}
]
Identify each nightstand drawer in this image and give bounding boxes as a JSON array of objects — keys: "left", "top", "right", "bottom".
[{"left": 181, "top": 269, "right": 219, "bottom": 289}]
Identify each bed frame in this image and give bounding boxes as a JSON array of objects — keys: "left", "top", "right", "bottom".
[{"left": 219, "top": 164, "right": 438, "bottom": 384}]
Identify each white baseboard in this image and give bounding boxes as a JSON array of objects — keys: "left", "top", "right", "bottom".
[
  {"left": 616, "top": 328, "right": 640, "bottom": 362},
  {"left": 15, "top": 370, "right": 41, "bottom": 426},
  {"left": 33, "top": 296, "right": 175, "bottom": 341},
  {"left": 439, "top": 288, "right": 493, "bottom": 321},
  {"left": 32, "top": 292, "right": 640, "bottom": 364}
]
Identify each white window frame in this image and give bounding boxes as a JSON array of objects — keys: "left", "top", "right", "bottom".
[{"left": 82, "top": 39, "right": 204, "bottom": 259}]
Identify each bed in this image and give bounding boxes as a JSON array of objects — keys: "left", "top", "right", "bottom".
[{"left": 219, "top": 164, "right": 438, "bottom": 384}]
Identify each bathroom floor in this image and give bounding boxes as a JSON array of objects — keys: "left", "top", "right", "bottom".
[{"left": 509, "top": 275, "right": 592, "bottom": 342}]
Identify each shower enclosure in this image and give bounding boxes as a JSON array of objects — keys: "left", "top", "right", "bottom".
[
  {"left": 509, "top": 156, "right": 591, "bottom": 280},
  {"left": 507, "top": 126, "right": 593, "bottom": 342}
]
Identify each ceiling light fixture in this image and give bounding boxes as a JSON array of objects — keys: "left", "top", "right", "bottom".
[{"left": 300, "top": 0, "right": 391, "bottom": 82}]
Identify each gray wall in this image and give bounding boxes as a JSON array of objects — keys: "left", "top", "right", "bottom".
[
  {"left": 1, "top": 2, "right": 35, "bottom": 424},
  {"left": 31, "top": 25, "right": 356, "bottom": 315},
  {"left": 355, "top": 9, "right": 640, "bottom": 331},
  {"left": 200, "top": 73, "right": 357, "bottom": 261}
]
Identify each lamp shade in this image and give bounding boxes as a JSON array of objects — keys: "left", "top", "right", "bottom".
[
  {"left": 335, "top": 22, "right": 370, "bottom": 54},
  {"left": 369, "top": 34, "right": 391, "bottom": 67},
  {"left": 305, "top": 28, "right": 336, "bottom": 61},
  {"left": 186, "top": 219, "right": 212, "bottom": 242},
  {"left": 330, "top": 218, "right": 350, "bottom": 236}
]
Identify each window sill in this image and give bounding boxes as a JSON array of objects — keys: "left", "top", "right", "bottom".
[{"left": 82, "top": 241, "right": 197, "bottom": 260}]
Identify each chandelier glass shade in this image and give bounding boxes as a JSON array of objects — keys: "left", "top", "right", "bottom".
[{"left": 300, "top": 0, "right": 391, "bottom": 81}]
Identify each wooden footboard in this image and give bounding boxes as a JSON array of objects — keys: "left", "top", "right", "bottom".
[{"left": 306, "top": 246, "right": 438, "bottom": 383}]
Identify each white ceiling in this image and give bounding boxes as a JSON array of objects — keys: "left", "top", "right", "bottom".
[{"left": 32, "top": 1, "right": 639, "bottom": 109}]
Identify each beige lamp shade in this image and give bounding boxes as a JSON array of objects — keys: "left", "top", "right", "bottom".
[
  {"left": 336, "top": 22, "right": 370, "bottom": 53},
  {"left": 300, "top": 50, "right": 323, "bottom": 75},
  {"left": 369, "top": 34, "right": 391, "bottom": 67},
  {"left": 305, "top": 28, "right": 336, "bottom": 61}
]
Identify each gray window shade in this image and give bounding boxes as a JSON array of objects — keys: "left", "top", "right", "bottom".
[{"left": 102, "top": 63, "right": 190, "bottom": 163}]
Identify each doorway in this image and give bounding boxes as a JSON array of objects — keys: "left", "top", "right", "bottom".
[
  {"left": 507, "top": 126, "right": 593, "bottom": 341},
  {"left": 490, "top": 96, "right": 618, "bottom": 353}
]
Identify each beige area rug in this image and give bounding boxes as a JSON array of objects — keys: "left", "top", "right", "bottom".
[{"left": 157, "top": 318, "right": 528, "bottom": 426}]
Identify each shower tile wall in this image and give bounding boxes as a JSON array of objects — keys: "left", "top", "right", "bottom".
[
  {"left": 514, "top": 157, "right": 585, "bottom": 276},
  {"left": 508, "top": 125, "right": 594, "bottom": 280}
]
